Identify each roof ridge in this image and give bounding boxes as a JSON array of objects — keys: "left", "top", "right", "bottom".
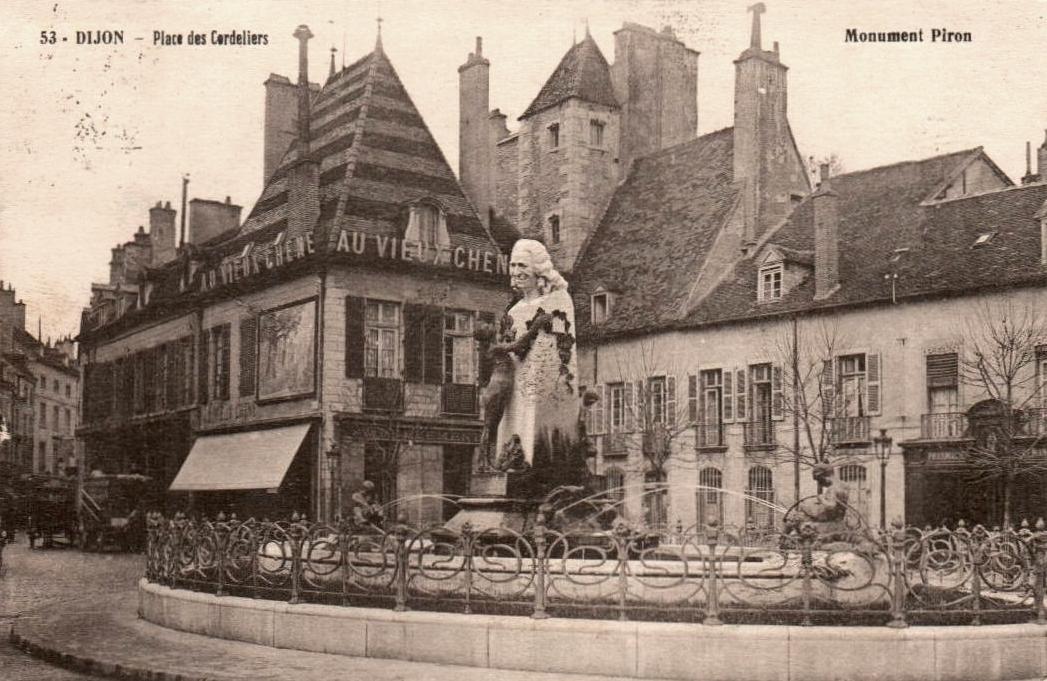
[
  {"left": 833, "top": 146, "right": 980, "bottom": 181},
  {"left": 634, "top": 126, "right": 734, "bottom": 163}
]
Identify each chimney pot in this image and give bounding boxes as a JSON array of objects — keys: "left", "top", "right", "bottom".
[
  {"left": 475, "top": 36, "right": 482, "bottom": 55},
  {"left": 165, "top": 201, "right": 171, "bottom": 209},
  {"left": 819, "top": 163, "right": 830, "bottom": 183},
  {"left": 226, "top": 195, "right": 231, "bottom": 204},
  {"left": 155, "top": 200, "right": 162, "bottom": 208}
]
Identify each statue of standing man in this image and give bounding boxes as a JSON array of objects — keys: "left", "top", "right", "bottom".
[{"left": 477, "top": 239, "right": 580, "bottom": 472}]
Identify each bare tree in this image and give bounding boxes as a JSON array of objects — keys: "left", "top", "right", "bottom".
[{"left": 959, "top": 302, "right": 1047, "bottom": 527}]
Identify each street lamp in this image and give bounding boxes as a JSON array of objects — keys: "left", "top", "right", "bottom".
[{"left": 873, "top": 428, "right": 893, "bottom": 529}]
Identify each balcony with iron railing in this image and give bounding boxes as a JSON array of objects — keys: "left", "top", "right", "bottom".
[
  {"left": 920, "top": 412, "right": 969, "bottom": 440},
  {"left": 695, "top": 421, "right": 726, "bottom": 450},
  {"left": 743, "top": 420, "right": 776, "bottom": 450},
  {"left": 829, "top": 415, "right": 871, "bottom": 446},
  {"left": 441, "top": 383, "right": 478, "bottom": 417},
  {"left": 362, "top": 376, "right": 404, "bottom": 412}
]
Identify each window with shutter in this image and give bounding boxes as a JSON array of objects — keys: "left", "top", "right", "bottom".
[
  {"left": 625, "top": 382, "right": 637, "bottom": 431},
  {"left": 443, "top": 311, "right": 475, "bottom": 385},
  {"left": 688, "top": 374, "right": 698, "bottom": 424},
  {"left": 212, "top": 324, "right": 231, "bottom": 401},
  {"left": 423, "top": 306, "right": 443, "bottom": 385},
  {"left": 345, "top": 296, "right": 366, "bottom": 378},
  {"left": 723, "top": 369, "right": 734, "bottom": 422},
  {"left": 239, "top": 317, "right": 258, "bottom": 397},
  {"left": 820, "top": 359, "right": 835, "bottom": 417},
  {"left": 926, "top": 352, "right": 958, "bottom": 414},
  {"left": 866, "top": 352, "right": 881, "bottom": 415},
  {"left": 403, "top": 304, "right": 426, "bottom": 383},
  {"left": 771, "top": 365, "right": 783, "bottom": 420},
  {"left": 648, "top": 376, "right": 667, "bottom": 425},
  {"left": 591, "top": 383, "right": 605, "bottom": 435},
  {"left": 609, "top": 383, "right": 625, "bottom": 433},
  {"left": 735, "top": 367, "right": 747, "bottom": 421},
  {"left": 666, "top": 376, "right": 677, "bottom": 429}
]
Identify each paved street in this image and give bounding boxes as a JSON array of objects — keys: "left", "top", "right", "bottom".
[{"left": 1, "top": 535, "right": 142, "bottom": 679}]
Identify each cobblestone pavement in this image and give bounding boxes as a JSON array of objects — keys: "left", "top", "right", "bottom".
[
  {"left": 1, "top": 534, "right": 141, "bottom": 679},
  {"left": 2, "top": 535, "right": 634, "bottom": 681}
]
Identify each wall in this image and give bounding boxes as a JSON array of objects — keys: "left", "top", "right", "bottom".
[
  {"left": 938, "top": 157, "right": 1008, "bottom": 200},
  {"left": 580, "top": 285, "right": 1047, "bottom": 530}
]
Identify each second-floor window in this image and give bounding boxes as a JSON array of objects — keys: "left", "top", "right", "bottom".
[
  {"left": 838, "top": 354, "right": 867, "bottom": 417},
  {"left": 700, "top": 369, "right": 723, "bottom": 425},
  {"left": 926, "top": 352, "right": 959, "bottom": 413},
  {"left": 648, "top": 377, "right": 667, "bottom": 424},
  {"left": 365, "top": 301, "right": 400, "bottom": 378},
  {"left": 609, "top": 382, "right": 626, "bottom": 432},
  {"left": 827, "top": 352, "right": 881, "bottom": 417},
  {"left": 443, "top": 311, "right": 475, "bottom": 385},
  {"left": 39, "top": 402, "right": 46, "bottom": 428},
  {"left": 751, "top": 364, "right": 774, "bottom": 425}
]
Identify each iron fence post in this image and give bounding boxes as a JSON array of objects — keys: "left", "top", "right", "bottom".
[
  {"left": 970, "top": 527, "right": 985, "bottom": 626},
  {"left": 1034, "top": 519, "right": 1047, "bottom": 625},
  {"left": 800, "top": 523, "right": 815, "bottom": 627},
  {"left": 614, "top": 523, "right": 630, "bottom": 622},
  {"left": 289, "top": 516, "right": 304, "bottom": 605},
  {"left": 215, "top": 518, "right": 226, "bottom": 598},
  {"left": 393, "top": 519, "right": 410, "bottom": 612},
  {"left": 461, "top": 523, "right": 474, "bottom": 615},
  {"left": 704, "top": 520, "right": 722, "bottom": 626},
  {"left": 532, "top": 513, "right": 550, "bottom": 620},
  {"left": 339, "top": 516, "right": 351, "bottom": 607},
  {"left": 887, "top": 519, "right": 908, "bottom": 629}
]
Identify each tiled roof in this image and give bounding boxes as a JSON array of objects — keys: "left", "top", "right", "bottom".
[
  {"left": 213, "top": 46, "right": 497, "bottom": 261},
  {"left": 521, "top": 35, "right": 618, "bottom": 119},
  {"left": 574, "top": 143, "right": 1047, "bottom": 341},
  {"left": 571, "top": 127, "right": 740, "bottom": 334}
]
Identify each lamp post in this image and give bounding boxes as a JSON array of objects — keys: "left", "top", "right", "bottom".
[{"left": 873, "top": 428, "right": 893, "bottom": 529}]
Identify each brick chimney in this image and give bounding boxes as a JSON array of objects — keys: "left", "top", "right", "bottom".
[
  {"left": 813, "top": 164, "right": 840, "bottom": 300},
  {"left": 188, "top": 197, "right": 242, "bottom": 245},
  {"left": 287, "top": 25, "right": 320, "bottom": 240},
  {"left": 149, "top": 201, "right": 177, "bottom": 265},
  {"left": 263, "top": 74, "right": 297, "bottom": 185},
  {"left": 459, "top": 37, "right": 496, "bottom": 228}
]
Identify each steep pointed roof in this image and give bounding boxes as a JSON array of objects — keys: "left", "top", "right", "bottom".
[
  {"left": 521, "top": 35, "right": 618, "bottom": 119},
  {"left": 224, "top": 47, "right": 496, "bottom": 259}
]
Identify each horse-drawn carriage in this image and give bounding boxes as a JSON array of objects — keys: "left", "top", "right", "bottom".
[
  {"left": 24, "top": 474, "right": 77, "bottom": 549},
  {"left": 78, "top": 473, "right": 152, "bottom": 552}
]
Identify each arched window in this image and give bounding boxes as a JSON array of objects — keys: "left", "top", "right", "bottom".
[
  {"left": 643, "top": 469, "right": 668, "bottom": 530},
  {"left": 746, "top": 465, "right": 776, "bottom": 530},
  {"left": 696, "top": 467, "right": 723, "bottom": 528}
]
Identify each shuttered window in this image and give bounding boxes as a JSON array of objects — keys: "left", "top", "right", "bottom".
[
  {"left": 345, "top": 296, "right": 366, "bottom": 378},
  {"left": 926, "top": 353, "right": 958, "bottom": 388},
  {"left": 688, "top": 374, "right": 698, "bottom": 424},
  {"left": 239, "top": 317, "right": 258, "bottom": 397}
]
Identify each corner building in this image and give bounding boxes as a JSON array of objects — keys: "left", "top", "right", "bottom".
[{"left": 78, "top": 31, "right": 510, "bottom": 524}]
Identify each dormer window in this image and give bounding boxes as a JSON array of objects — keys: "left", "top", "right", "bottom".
[
  {"left": 758, "top": 264, "right": 783, "bottom": 301},
  {"left": 589, "top": 119, "right": 605, "bottom": 147},
  {"left": 591, "top": 290, "right": 613, "bottom": 324},
  {"left": 405, "top": 199, "right": 450, "bottom": 249},
  {"left": 548, "top": 214, "right": 561, "bottom": 244},
  {"left": 548, "top": 123, "right": 560, "bottom": 149}
]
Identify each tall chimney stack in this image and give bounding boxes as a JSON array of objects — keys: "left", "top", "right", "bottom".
[
  {"left": 287, "top": 25, "right": 321, "bottom": 243},
  {"left": 458, "top": 36, "right": 494, "bottom": 228},
  {"left": 293, "top": 25, "right": 314, "bottom": 154},
  {"left": 813, "top": 163, "right": 840, "bottom": 300}
]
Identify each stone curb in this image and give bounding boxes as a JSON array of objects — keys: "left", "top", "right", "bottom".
[{"left": 9, "top": 623, "right": 212, "bottom": 681}]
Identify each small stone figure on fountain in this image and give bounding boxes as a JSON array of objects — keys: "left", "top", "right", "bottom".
[{"left": 350, "top": 481, "right": 385, "bottom": 528}]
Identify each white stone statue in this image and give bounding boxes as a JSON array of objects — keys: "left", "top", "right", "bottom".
[{"left": 478, "top": 239, "right": 579, "bottom": 470}]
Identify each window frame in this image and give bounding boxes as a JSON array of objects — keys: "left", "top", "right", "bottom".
[
  {"left": 609, "top": 382, "right": 626, "bottom": 433},
  {"left": 547, "top": 122, "right": 560, "bottom": 149},
  {"left": 548, "top": 214, "right": 561, "bottom": 244},
  {"left": 591, "top": 291, "right": 612, "bottom": 325},
  {"left": 364, "top": 300, "right": 402, "bottom": 379},
  {"left": 443, "top": 309, "right": 476, "bottom": 385},
  {"left": 589, "top": 118, "right": 605, "bottom": 147},
  {"left": 758, "top": 263, "right": 783, "bottom": 301}
]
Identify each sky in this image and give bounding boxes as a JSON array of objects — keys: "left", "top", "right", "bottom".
[{"left": 0, "top": 0, "right": 1044, "bottom": 343}]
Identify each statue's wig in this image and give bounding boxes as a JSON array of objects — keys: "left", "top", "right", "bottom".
[{"left": 511, "top": 239, "right": 567, "bottom": 295}]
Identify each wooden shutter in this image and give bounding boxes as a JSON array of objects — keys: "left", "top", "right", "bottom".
[
  {"left": 345, "top": 296, "right": 365, "bottom": 378},
  {"left": 866, "top": 352, "right": 882, "bottom": 415},
  {"left": 771, "top": 365, "right": 784, "bottom": 420},
  {"left": 198, "top": 330, "right": 209, "bottom": 404},
  {"left": 403, "top": 304, "right": 425, "bottom": 383},
  {"left": 239, "top": 317, "right": 257, "bottom": 397},
  {"left": 477, "top": 311, "right": 496, "bottom": 386},
  {"left": 688, "top": 374, "right": 698, "bottom": 424},
  {"left": 423, "top": 306, "right": 444, "bottom": 385},
  {"left": 666, "top": 376, "right": 677, "bottom": 429},
  {"left": 735, "top": 367, "right": 747, "bottom": 422},
  {"left": 592, "top": 383, "right": 605, "bottom": 434},
  {"left": 926, "top": 353, "right": 958, "bottom": 388},
  {"left": 625, "top": 382, "right": 635, "bottom": 431},
  {"left": 167, "top": 342, "right": 180, "bottom": 409},
  {"left": 821, "top": 359, "right": 835, "bottom": 417},
  {"left": 218, "top": 324, "right": 231, "bottom": 401},
  {"left": 723, "top": 369, "right": 734, "bottom": 423}
]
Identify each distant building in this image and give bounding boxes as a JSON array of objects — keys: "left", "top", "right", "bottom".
[{"left": 77, "top": 27, "right": 510, "bottom": 524}]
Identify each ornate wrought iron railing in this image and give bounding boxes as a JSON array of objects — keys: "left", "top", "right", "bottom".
[
  {"left": 830, "top": 416, "right": 871, "bottom": 445},
  {"left": 920, "top": 412, "right": 969, "bottom": 440},
  {"left": 145, "top": 513, "right": 1047, "bottom": 627}
]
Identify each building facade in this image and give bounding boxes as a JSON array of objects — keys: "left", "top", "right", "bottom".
[{"left": 77, "top": 28, "right": 511, "bottom": 524}]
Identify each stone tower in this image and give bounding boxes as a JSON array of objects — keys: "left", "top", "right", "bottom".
[
  {"left": 732, "top": 3, "right": 809, "bottom": 251},
  {"left": 513, "top": 33, "right": 621, "bottom": 273},
  {"left": 611, "top": 23, "right": 699, "bottom": 172}
]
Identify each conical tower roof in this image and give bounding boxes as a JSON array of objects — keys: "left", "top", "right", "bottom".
[{"left": 521, "top": 34, "right": 618, "bottom": 119}]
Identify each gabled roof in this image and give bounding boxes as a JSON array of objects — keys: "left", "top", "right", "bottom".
[
  {"left": 521, "top": 35, "right": 618, "bottom": 119},
  {"left": 571, "top": 127, "right": 739, "bottom": 334},
  {"left": 212, "top": 46, "right": 497, "bottom": 262}
]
